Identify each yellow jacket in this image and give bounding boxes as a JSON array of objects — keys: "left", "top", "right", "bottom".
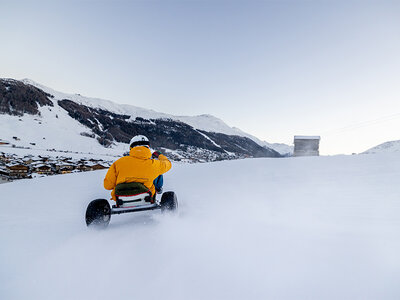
[{"left": 104, "top": 146, "right": 172, "bottom": 200}]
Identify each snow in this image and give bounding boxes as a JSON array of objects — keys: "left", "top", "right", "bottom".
[
  {"left": 177, "top": 114, "right": 247, "bottom": 136},
  {"left": 0, "top": 103, "right": 127, "bottom": 157},
  {"left": 0, "top": 146, "right": 120, "bottom": 162},
  {"left": 1, "top": 153, "right": 400, "bottom": 299},
  {"left": 195, "top": 129, "right": 221, "bottom": 148},
  {"left": 20, "top": 79, "right": 242, "bottom": 134},
  {"left": 363, "top": 139, "right": 400, "bottom": 154},
  {"left": 263, "top": 141, "right": 294, "bottom": 156},
  {"left": 294, "top": 135, "right": 321, "bottom": 140}
]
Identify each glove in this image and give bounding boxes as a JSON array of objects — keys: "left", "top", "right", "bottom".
[{"left": 152, "top": 151, "right": 162, "bottom": 159}]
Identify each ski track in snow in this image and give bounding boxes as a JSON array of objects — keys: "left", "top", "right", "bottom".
[{"left": 1, "top": 154, "right": 400, "bottom": 300}]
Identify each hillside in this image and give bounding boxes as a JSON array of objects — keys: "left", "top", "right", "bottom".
[
  {"left": 1, "top": 153, "right": 399, "bottom": 299},
  {"left": 0, "top": 78, "right": 286, "bottom": 161},
  {"left": 363, "top": 139, "right": 400, "bottom": 154}
]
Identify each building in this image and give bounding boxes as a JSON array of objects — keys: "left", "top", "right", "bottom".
[
  {"left": 78, "top": 164, "right": 92, "bottom": 172},
  {"left": 0, "top": 167, "right": 10, "bottom": 181},
  {"left": 293, "top": 136, "right": 321, "bottom": 157},
  {"left": 0, "top": 140, "right": 10, "bottom": 146},
  {"left": 6, "top": 163, "right": 30, "bottom": 178},
  {"left": 32, "top": 164, "right": 53, "bottom": 175},
  {"left": 0, "top": 153, "right": 12, "bottom": 163},
  {"left": 56, "top": 162, "right": 77, "bottom": 174},
  {"left": 90, "top": 163, "right": 108, "bottom": 171}
]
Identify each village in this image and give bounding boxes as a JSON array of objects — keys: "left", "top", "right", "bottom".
[{"left": 0, "top": 152, "right": 112, "bottom": 182}]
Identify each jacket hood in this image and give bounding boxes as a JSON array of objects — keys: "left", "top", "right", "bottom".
[{"left": 129, "top": 146, "right": 152, "bottom": 159}]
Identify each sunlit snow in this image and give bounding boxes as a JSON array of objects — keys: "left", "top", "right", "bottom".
[{"left": 1, "top": 154, "right": 399, "bottom": 299}]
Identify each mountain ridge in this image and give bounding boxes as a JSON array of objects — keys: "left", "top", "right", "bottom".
[
  {"left": 0, "top": 78, "right": 282, "bottom": 161},
  {"left": 362, "top": 140, "right": 400, "bottom": 154},
  {"left": 20, "top": 79, "right": 253, "bottom": 137},
  {"left": 19, "top": 78, "right": 293, "bottom": 154}
]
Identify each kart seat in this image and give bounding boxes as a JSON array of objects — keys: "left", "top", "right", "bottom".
[{"left": 115, "top": 182, "right": 153, "bottom": 208}]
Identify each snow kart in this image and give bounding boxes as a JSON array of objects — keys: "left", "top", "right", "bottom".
[{"left": 85, "top": 182, "right": 178, "bottom": 228}]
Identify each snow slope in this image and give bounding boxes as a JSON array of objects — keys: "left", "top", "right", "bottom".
[
  {"left": 21, "top": 79, "right": 251, "bottom": 136},
  {"left": 1, "top": 153, "right": 400, "bottom": 299},
  {"left": 363, "top": 139, "right": 400, "bottom": 154},
  {"left": 18, "top": 79, "right": 291, "bottom": 155},
  {"left": 0, "top": 103, "right": 127, "bottom": 156}
]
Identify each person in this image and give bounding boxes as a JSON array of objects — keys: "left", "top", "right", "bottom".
[{"left": 103, "top": 135, "right": 171, "bottom": 201}]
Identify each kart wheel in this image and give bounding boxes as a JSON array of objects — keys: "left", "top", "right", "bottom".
[
  {"left": 85, "top": 199, "right": 111, "bottom": 228},
  {"left": 160, "top": 192, "right": 178, "bottom": 212}
]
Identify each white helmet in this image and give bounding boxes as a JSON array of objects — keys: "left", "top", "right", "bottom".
[{"left": 129, "top": 135, "right": 150, "bottom": 149}]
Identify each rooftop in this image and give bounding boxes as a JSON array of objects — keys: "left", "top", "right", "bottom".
[{"left": 294, "top": 136, "right": 321, "bottom": 140}]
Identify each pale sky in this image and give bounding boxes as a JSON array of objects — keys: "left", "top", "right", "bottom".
[{"left": 1, "top": 0, "right": 400, "bottom": 155}]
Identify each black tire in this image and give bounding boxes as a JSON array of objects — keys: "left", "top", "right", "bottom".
[
  {"left": 160, "top": 192, "right": 178, "bottom": 212},
  {"left": 85, "top": 199, "right": 111, "bottom": 228}
]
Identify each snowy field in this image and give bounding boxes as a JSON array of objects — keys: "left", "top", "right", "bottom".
[
  {"left": 0, "top": 145, "right": 121, "bottom": 162},
  {"left": 1, "top": 153, "right": 400, "bottom": 300}
]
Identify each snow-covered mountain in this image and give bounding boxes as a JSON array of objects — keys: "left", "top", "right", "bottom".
[
  {"left": 0, "top": 78, "right": 287, "bottom": 161},
  {"left": 263, "top": 141, "right": 293, "bottom": 156},
  {"left": 362, "top": 140, "right": 400, "bottom": 154},
  {"left": 21, "top": 78, "right": 291, "bottom": 153}
]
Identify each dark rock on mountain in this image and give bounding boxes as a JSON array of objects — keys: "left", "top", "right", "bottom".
[
  {"left": 0, "top": 79, "right": 53, "bottom": 116},
  {"left": 199, "top": 131, "right": 280, "bottom": 158}
]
